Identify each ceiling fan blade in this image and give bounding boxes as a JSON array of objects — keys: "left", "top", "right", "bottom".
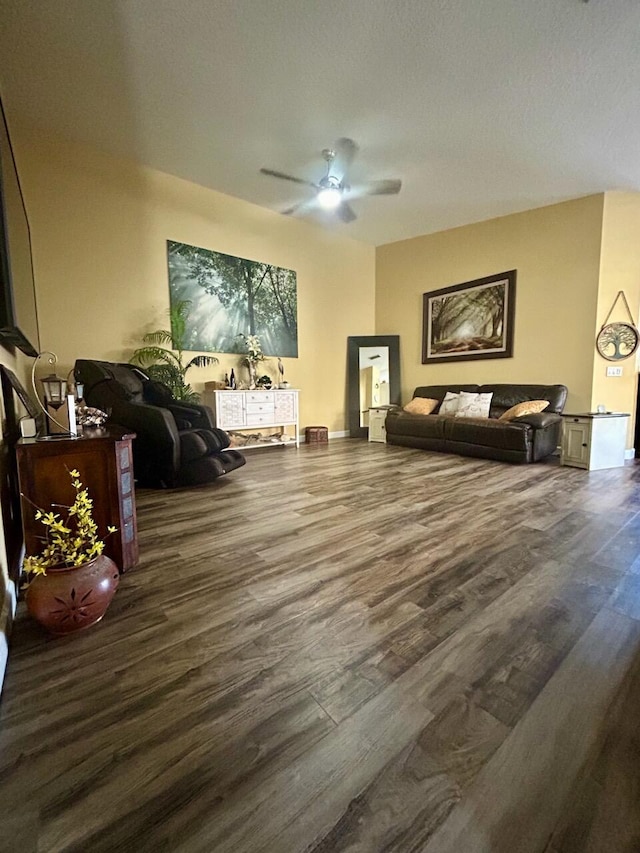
[
  {"left": 361, "top": 178, "right": 402, "bottom": 196},
  {"left": 282, "top": 201, "right": 305, "bottom": 216},
  {"left": 260, "top": 167, "right": 317, "bottom": 188},
  {"left": 337, "top": 201, "right": 357, "bottom": 223},
  {"left": 334, "top": 137, "right": 359, "bottom": 166},
  {"left": 282, "top": 198, "right": 321, "bottom": 217}
]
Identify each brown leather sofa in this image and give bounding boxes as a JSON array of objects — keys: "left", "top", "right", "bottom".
[{"left": 385, "top": 383, "right": 568, "bottom": 463}]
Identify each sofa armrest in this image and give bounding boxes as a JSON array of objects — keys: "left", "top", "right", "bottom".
[
  {"left": 511, "top": 412, "right": 562, "bottom": 429},
  {"left": 516, "top": 412, "right": 563, "bottom": 462}
]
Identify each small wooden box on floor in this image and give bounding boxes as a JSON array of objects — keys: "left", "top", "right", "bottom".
[
  {"left": 561, "top": 412, "right": 629, "bottom": 470},
  {"left": 305, "top": 426, "right": 328, "bottom": 443},
  {"left": 16, "top": 427, "right": 139, "bottom": 571}
]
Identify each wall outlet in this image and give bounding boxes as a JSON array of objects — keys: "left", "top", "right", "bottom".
[{"left": 606, "top": 366, "right": 623, "bottom": 377}]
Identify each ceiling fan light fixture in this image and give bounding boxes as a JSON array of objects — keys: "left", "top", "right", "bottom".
[
  {"left": 261, "top": 138, "right": 401, "bottom": 222},
  {"left": 317, "top": 186, "right": 342, "bottom": 210}
]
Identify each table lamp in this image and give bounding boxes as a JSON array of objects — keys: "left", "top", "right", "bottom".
[{"left": 31, "top": 352, "right": 77, "bottom": 438}]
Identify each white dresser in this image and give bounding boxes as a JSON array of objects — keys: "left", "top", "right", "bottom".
[
  {"left": 561, "top": 412, "right": 629, "bottom": 470},
  {"left": 209, "top": 389, "right": 299, "bottom": 449}
]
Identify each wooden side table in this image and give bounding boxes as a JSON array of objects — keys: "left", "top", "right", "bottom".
[
  {"left": 16, "top": 427, "right": 139, "bottom": 571},
  {"left": 560, "top": 412, "right": 629, "bottom": 471}
]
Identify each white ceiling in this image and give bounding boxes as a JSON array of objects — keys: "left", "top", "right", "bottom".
[{"left": 2, "top": 0, "right": 640, "bottom": 245}]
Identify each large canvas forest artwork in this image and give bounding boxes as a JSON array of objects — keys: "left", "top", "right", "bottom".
[
  {"left": 167, "top": 241, "right": 298, "bottom": 357},
  {"left": 422, "top": 270, "right": 516, "bottom": 364}
]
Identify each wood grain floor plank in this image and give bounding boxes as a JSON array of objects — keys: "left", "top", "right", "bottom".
[
  {"left": 421, "top": 606, "right": 640, "bottom": 853},
  {"left": 1, "top": 441, "right": 639, "bottom": 852},
  {"left": 545, "top": 649, "right": 640, "bottom": 853}
]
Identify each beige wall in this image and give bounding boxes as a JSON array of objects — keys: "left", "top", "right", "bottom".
[
  {"left": 14, "top": 130, "right": 375, "bottom": 433},
  {"left": 592, "top": 192, "right": 640, "bottom": 446},
  {"left": 375, "top": 195, "right": 605, "bottom": 415}
]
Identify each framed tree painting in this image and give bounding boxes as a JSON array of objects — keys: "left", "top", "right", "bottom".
[
  {"left": 422, "top": 270, "right": 516, "bottom": 364},
  {"left": 166, "top": 240, "right": 298, "bottom": 357}
]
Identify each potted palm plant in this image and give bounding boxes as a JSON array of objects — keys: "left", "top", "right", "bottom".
[
  {"left": 132, "top": 300, "right": 218, "bottom": 402},
  {"left": 22, "top": 469, "right": 120, "bottom": 636}
]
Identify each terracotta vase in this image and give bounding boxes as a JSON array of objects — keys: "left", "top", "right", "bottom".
[{"left": 26, "top": 554, "right": 120, "bottom": 636}]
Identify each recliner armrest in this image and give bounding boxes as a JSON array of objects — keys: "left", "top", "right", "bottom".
[
  {"left": 511, "top": 412, "right": 562, "bottom": 429},
  {"left": 110, "top": 400, "right": 179, "bottom": 442},
  {"left": 167, "top": 402, "right": 214, "bottom": 429},
  {"left": 109, "top": 400, "right": 180, "bottom": 484}
]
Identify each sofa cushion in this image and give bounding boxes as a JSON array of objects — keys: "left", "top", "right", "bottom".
[
  {"left": 439, "top": 391, "right": 461, "bottom": 415},
  {"left": 456, "top": 391, "right": 493, "bottom": 419},
  {"left": 414, "top": 384, "right": 479, "bottom": 402},
  {"left": 385, "top": 412, "right": 447, "bottom": 440},
  {"left": 445, "top": 416, "right": 533, "bottom": 452},
  {"left": 480, "top": 384, "right": 567, "bottom": 417},
  {"left": 499, "top": 399, "right": 549, "bottom": 421},
  {"left": 403, "top": 397, "right": 439, "bottom": 415}
]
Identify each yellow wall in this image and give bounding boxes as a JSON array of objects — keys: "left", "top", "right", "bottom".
[
  {"left": 376, "top": 195, "right": 605, "bottom": 415},
  {"left": 14, "top": 130, "right": 376, "bottom": 433},
  {"left": 592, "top": 192, "right": 640, "bottom": 446},
  {"left": 9, "top": 125, "right": 640, "bottom": 454}
]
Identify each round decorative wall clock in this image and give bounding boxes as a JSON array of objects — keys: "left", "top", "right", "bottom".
[
  {"left": 596, "top": 322, "right": 639, "bottom": 362},
  {"left": 596, "top": 291, "right": 640, "bottom": 362}
]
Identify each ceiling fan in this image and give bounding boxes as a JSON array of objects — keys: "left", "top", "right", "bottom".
[{"left": 260, "top": 138, "right": 402, "bottom": 223}]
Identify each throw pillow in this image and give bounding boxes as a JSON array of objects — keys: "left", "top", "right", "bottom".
[
  {"left": 499, "top": 400, "right": 550, "bottom": 421},
  {"left": 438, "top": 391, "right": 461, "bottom": 416},
  {"left": 455, "top": 391, "right": 493, "bottom": 419},
  {"left": 403, "top": 397, "right": 439, "bottom": 415}
]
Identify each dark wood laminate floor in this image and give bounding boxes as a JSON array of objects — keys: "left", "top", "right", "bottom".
[{"left": 2, "top": 440, "right": 640, "bottom": 853}]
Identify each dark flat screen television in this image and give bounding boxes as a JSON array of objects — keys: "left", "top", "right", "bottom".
[{"left": 0, "top": 94, "right": 39, "bottom": 357}]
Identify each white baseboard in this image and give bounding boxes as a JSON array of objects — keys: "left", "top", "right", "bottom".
[{"left": 625, "top": 448, "right": 635, "bottom": 460}]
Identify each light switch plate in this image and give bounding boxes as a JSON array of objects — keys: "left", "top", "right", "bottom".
[{"left": 606, "top": 366, "right": 623, "bottom": 377}]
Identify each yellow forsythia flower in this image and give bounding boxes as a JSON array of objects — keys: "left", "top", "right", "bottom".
[{"left": 22, "top": 469, "right": 117, "bottom": 578}]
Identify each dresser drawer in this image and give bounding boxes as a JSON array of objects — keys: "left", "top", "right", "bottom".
[
  {"left": 246, "top": 401, "right": 275, "bottom": 415},
  {"left": 566, "top": 416, "right": 590, "bottom": 426},
  {"left": 246, "top": 391, "right": 274, "bottom": 404},
  {"left": 246, "top": 413, "right": 276, "bottom": 426}
]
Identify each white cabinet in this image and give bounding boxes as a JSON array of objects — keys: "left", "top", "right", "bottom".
[
  {"left": 561, "top": 413, "right": 629, "bottom": 470},
  {"left": 209, "top": 389, "right": 299, "bottom": 449},
  {"left": 368, "top": 406, "right": 392, "bottom": 443}
]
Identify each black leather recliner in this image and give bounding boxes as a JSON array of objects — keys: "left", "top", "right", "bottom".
[{"left": 74, "top": 359, "right": 246, "bottom": 487}]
